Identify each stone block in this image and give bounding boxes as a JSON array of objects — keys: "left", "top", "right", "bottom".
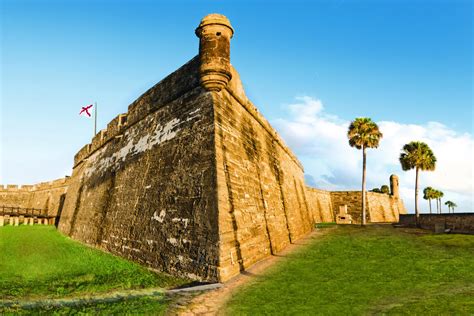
[
  {"left": 336, "top": 205, "right": 352, "bottom": 224},
  {"left": 435, "top": 222, "right": 446, "bottom": 234}
]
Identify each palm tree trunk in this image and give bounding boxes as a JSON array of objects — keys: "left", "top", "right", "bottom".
[
  {"left": 439, "top": 198, "right": 442, "bottom": 213},
  {"left": 415, "top": 167, "right": 420, "bottom": 227},
  {"left": 361, "top": 146, "right": 367, "bottom": 226},
  {"left": 436, "top": 198, "right": 439, "bottom": 214},
  {"left": 429, "top": 199, "right": 432, "bottom": 214}
]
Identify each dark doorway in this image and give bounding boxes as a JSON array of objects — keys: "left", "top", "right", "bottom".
[{"left": 55, "top": 194, "right": 66, "bottom": 227}]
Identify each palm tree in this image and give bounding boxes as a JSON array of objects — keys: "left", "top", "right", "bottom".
[
  {"left": 438, "top": 191, "right": 444, "bottom": 213},
  {"left": 423, "top": 187, "right": 435, "bottom": 214},
  {"left": 432, "top": 190, "right": 441, "bottom": 213},
  {"left": 445, "top": 201, "right": 451, "bottom": 213},
  {"left": 452, "top": 201, "right": 458, "bottom": 213},
  {"left": 348, "top": 117, "right": 383, "bottom": 226},
  {"left": 399, "top": 141, "right": 436, "bottom": 226},
  {"left": 445, "top": 201, "right": 457, "bottom": 213}
]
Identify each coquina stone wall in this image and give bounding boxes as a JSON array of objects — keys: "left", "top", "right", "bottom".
[
  {"left": 304, "top": 187, "right": 334, "bottom": 223},
  {"left": 399, "top": 214, "right": 474, "bottom": 234},
  {"left": 214, "top": 67, "right": 315, "bottom": 280},
  {"left": 0, "top": 178, "right": 69, "bottom": 216},
  {"left": 366, "top": 192, "right": 405, "bottom": 222},
  {"left": 58, "top": 56, "right": 221, "bottom": 281},
  {"left": 330, "top": 191, "right": 405, "bottom": 224}
]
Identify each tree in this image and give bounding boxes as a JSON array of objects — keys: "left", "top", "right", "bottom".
[
  {"left": 445, "top": 201, "right": 457, "bottom": 213},
  {"left": 438, "top": 190, "right": 444, "bottom": 213},
  {"left": 348, "top": 117, "right": 383, "bottom": 226},
  {"left": 432, "top": 190, "right": 440, "bottom": 214},
  {"left": 423, "top": 187, "right": 435, "bottom": 214},
  {"left": 399, "top": 141, "right": 436, "bottom": 226},
  {"left": 371, "top": 186, "right": 389, "bottom": 194}
]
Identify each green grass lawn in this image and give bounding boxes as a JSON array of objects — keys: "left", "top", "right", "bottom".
[
  {"left": 225, "top": 225, "right": 474, "bottom": 315},
  {"left": 0, "top": 226, "right": 186, "bottom": 301}
]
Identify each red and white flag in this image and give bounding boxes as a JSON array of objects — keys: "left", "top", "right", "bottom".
[{"left": 79, "top": 104, "right": 93, "bottom": 117}]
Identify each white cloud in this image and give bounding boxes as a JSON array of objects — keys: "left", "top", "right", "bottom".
[{"left": 273, "top": 96, "right": 474, "bottom": 213}]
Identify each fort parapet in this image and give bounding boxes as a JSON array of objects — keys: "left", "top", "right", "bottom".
[
  {"left": 0, "top": 177, "right": 69, "bottom": 217},
  {"left": 0, "top": 14, "right": 406, "bottom": 282}
]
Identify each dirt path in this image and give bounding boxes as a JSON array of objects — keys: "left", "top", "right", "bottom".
[
  {"left": 168, "top": 227, "right": 335, "bottom": 315},
  {"left": 0, "top": 284, "right": 222, "bottom": 310}
]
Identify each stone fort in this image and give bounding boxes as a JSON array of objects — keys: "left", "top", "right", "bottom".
[{"left": 0, "top": 14, "right": 406, "bottom": 282}]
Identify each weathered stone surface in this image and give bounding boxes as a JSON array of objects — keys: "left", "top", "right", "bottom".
[
  {"left": 213, "top": 66, "right": 313, "bottom": 281},
  {"left": 330, "top": 190, "right": 406, "bottom": 224},
  {"left": 399, "top": 213, "right": 474, "bottom": 234},
  {"left": 58, "top": 57, "right": 219, "bottom": 281},
  {"left": 305, "top": 188, "right": 334, "bottom": 223}
]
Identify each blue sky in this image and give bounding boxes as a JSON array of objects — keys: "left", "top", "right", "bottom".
[{"left": 1, "top": 0, "right": 472, "bottom": 212}]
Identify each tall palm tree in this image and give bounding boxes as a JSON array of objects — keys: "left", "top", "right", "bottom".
[
  {"left": 347, "top": 117, "right": 383, "bottom": 226},
  {"left": 438, "top": 191, "right": 444, "bottom": 213},
  {"left": 423, "top": 187, "right": 435, "bottom": 214},
  {"left": 433, "top": 190, "right": 439, "bottom": 214},
  {"left": 399, "top": 141, "right": 436, "bottom": 226},
  {"left": 445, "top": 201, "right": 457, "bottom": 213},
  {"left": 445, "top": 201, "right": 451, "bottom": 213}
]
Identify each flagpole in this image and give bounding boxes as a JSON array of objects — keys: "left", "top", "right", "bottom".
[{"left": 94, "top": 102, "right": 97, "bottom": 136}]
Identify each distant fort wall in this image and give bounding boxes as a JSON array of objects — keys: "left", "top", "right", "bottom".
[
  {"left": 330, "top": 190, "right": 405, "bottom": 224},
  {"left": 399, "top": 213, "right": 474, "bottom": 234},
  {"left": 0, "top": 178, "right": 69, "bottom": 216},
  {"left": 305, "top": 186, "right": 406, "bottom": 226},
  {"left": 305, "top": 188, "right": 335, "bottom": 223}
]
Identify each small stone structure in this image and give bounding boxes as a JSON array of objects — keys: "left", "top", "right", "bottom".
[
  {"left": 0, "top": 14, "right": 406, "bottom": 282},
  {"left": 336, "top": 205, "right": 352, "bottom": 224}
]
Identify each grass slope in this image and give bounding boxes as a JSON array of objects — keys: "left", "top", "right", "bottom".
[
  {"left": 1, "top": 295, "right": 171, "bottom": 315},
  {"left": 225, "top": 226, "right": 474, "bottom": 315},
  {"left": 0, "top": 226, "right": 186, "bottom": 300}
]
